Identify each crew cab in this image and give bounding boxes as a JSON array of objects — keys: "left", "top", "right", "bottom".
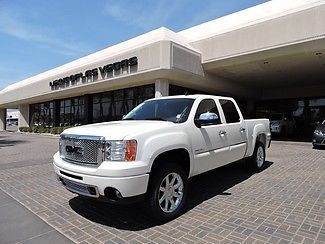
[{"left": 53, "top": 95, "right": 271, "bottom": 220}]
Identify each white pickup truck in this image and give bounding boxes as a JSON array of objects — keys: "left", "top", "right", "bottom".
[{"left": 53, "top": 95, "right": 271, "bottom": 220}]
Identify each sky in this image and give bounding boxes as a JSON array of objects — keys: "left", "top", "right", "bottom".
[{"left": 0, "top": 0, "right": 269, "bottom": 91}]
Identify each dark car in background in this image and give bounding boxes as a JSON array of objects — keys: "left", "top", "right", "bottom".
[{"left": 312, "top": 120, "right": 325, "bottom": 148}]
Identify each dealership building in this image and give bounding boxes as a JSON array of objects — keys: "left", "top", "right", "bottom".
[{"left": 0, "top": 0, "right": 324, "bottom": 138}]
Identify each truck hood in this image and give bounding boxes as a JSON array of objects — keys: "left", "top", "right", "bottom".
[{"left": 61, "top": 120, "right": 175, "bottom": 140}]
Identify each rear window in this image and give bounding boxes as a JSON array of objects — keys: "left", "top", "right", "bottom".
[{"left": 220, "top": 99, "right": 240, "bottom": 123}]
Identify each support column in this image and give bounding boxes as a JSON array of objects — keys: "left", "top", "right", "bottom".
[
  {"left": 18, "top": 104, "right": 29, "bottom": 129},
  {"left": 0, "top": 108, "right": 6, "bottom": 131},
  {"left": 155, "top": 79, "right": 169, "bottom": 98},
  {"left": 53, "top": 100, "right": 60, "bottom": 127}
]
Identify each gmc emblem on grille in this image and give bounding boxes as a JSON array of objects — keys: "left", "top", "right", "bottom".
[{"left": 66, "top": 145, "right": 84, "bottom": 155}]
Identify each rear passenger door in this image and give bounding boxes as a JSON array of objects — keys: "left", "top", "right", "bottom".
[{"left": 219, "top": 99, "right": 247, "bottom": 163}]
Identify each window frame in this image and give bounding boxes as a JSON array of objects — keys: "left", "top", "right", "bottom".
[
  {"left": 194, "top": 98, "right": 222, "bottom": 127},
  {"left": 219, "top": 99, "right": 242, "bottom": 124}
]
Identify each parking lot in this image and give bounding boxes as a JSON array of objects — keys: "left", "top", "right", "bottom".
[{"left": 0, "top": 131, "right": 324, "bottom": 244}]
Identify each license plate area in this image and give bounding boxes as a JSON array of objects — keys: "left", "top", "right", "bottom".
[{"left": 58, "top": 176, "right": 99, "bottom": 198}]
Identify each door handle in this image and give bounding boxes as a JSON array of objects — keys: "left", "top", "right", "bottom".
[
  {"left": 240, "top": 128, "right": 246, "bottom": 133},
  {"left": 219, "top": 130, "right": 227, "bottom": 136}
]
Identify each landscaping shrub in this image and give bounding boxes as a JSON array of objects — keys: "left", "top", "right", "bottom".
[
  {"left": 19, "top": 125, "right": 72, "bottom": 134},
  {"left": 19, "top": 127, "right": 29, "bottom": 132}
]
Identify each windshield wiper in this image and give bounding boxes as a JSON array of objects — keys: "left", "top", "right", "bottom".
[
  {"left": 122, "top": 118, "right": 134, "bottom": 120},
  {"left": 145, "top": 117, "right": 168, "bottom": 121}
]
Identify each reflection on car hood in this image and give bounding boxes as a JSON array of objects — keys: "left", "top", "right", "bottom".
[
  {"left": 270, "top": 120, "right": 281, "bottom": 126},
  {"left": 61, "top": 120, "right": 175, "bottom": 140}
]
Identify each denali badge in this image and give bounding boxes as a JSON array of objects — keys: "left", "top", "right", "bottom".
[{"left": 66, "top": 145, "right": 84, "bottom": 155}]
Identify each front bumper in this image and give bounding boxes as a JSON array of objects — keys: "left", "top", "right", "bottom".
[
  {"left": 53, "top": 152, "right": 150, "bottom": 198},
  {"left": 312, "top": 134, "right": 325, "bottom": 145}
]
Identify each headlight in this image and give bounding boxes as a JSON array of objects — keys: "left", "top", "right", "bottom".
[
  {"left": 105, "top": 140, "right": 137, "bottom": 161},
  {"left": 314, "top": 130, "right": 321, "bottom": 135}
]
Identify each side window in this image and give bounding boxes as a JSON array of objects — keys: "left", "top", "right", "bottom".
[
  {"left": 220, "top": 99, "right": 241, "bottom": 123},
  {"left": 195, "top": 99, "right": 221, "bottom": 125}
]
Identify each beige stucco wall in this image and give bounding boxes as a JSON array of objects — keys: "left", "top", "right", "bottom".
[
  {"left": 0, "top": 36, "right": 207, "bottom": 108},
  {"left": 190, "top": 4, "right": 325, "bottom": 63},
  {"left": 18, "top": 104, "right": 29, "bottom": 128}
]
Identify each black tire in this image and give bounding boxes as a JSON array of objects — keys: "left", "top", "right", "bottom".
[
  {"left": 146, "top": 163, "right": 188, "bottom": 221},
  {"left": 246, "top": 142, "right": 265, "bottom": 172}
]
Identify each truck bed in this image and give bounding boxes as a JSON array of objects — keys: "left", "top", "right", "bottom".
[{"left": 244, "top": 119, "right": 270, "bottom": 157}]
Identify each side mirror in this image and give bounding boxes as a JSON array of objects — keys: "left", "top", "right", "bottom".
[{"left": 195, "top": 112, "right": 219, "bottom": 128}]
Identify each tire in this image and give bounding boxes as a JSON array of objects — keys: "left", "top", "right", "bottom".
[
  {"left": 146, "top": 163, "right": 188, "bottom": 221},
  {"left": 246, "top": 142, "right": 265, "bottom": 172}
]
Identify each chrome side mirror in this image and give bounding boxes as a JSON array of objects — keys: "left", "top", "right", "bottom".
[{"left": 195, "top": 112, "right": 219, "bottom": 127}]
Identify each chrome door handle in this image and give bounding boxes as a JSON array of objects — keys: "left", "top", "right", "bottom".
[
  {"left": 219, "top": 131, "right": 227, "bottom": 136},
  {"left": 240, "top": 128, "right": 246, "bottom": 133}
]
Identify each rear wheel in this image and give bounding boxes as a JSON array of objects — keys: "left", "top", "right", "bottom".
[
  {"left": 246, "top": 142, "right": 265, "bottom": 172},
  {"left": 146, "top": 163, "right": 188, "bottom": 221}
]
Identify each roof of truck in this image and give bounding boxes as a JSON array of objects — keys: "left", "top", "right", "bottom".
[{"left": 147, "top": 94, "right": 233, "bottom": 101}]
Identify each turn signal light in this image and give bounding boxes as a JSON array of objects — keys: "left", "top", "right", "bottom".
[{"left": 125, "top": 140, "right": 137, "bottom": 161}]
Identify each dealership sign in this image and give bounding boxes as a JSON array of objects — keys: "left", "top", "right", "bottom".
[{"left": 49, "top": 56, "right": 138, "bottom": 88}]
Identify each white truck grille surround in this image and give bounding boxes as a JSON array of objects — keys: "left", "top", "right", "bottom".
[{"left": 59, "top": 134, "right": 105, "bottom": 166}]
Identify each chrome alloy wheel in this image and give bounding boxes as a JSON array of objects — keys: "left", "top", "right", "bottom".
[
  {"left": 158, "top": 173, "right": 184, "bottom": 213},
  {"left": 256, "top": 146, "right": 265, "bottom": 168}
]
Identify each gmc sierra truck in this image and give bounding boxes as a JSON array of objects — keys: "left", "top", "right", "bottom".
[{"left": 53, "top": 95, "right": 271, "bottom": 220}]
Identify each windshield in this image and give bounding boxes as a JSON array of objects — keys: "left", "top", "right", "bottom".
[{"left": 123, "top": 98, "right": 194, "bottom": 123}]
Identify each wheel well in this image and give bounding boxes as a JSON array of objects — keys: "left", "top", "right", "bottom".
[
  {"left": 256, "top": 134, "right": 266, "bottom": 147},
  {"left": 151, "top": 149, "right": 190, "bottom": 177}
]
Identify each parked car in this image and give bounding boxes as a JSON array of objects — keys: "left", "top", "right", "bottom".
[
  {"left": 269, "top": 113, "right": 296, "bottom": 135},
  {"left": 6, "top": 118, "right": 18, "bottom": 126},
  {"left": 312, "top": 120, "right": 325, "bottom": 148},
  {"left": 53, "top": 95, "right": 271, "bottom": 220}
]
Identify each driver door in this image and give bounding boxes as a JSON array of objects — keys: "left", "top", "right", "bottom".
[{"left": 191, "top": 99, "right": 230, "bottom": 175}]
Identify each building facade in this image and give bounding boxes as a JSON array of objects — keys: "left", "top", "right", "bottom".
[{"left": 0, "top": 0, "right": 324, "bottom": 138}]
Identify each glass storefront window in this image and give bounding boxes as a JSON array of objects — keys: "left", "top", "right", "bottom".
[
  {"left": 30, "top": 101, "right": 54, "bottom": 127},
  {"left": 169, "top": 84, "right": 206, "bottom": 96},
  {"left": 30, "top": 85, "right": 154, "bottom": 127},
  {"left": 256, "top": 97, "right": 325, "bottom": 139},
  {"left": 92, "top": 84, "right": 154, "bottom": 123},
  {"left": 59, "top": 96, "right": 85, "bottom": 126}
]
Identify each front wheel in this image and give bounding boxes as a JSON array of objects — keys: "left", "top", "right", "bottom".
[
  {"left": 246, "top": 142, "right": 265, "bottom": 172},
  {"left": 146, "top": 163, "right": 188, "bottom": 221}
]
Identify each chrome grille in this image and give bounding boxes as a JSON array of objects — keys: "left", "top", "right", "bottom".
[{"left": 60, "top": 134, "right": 105, "bottom": 166}]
